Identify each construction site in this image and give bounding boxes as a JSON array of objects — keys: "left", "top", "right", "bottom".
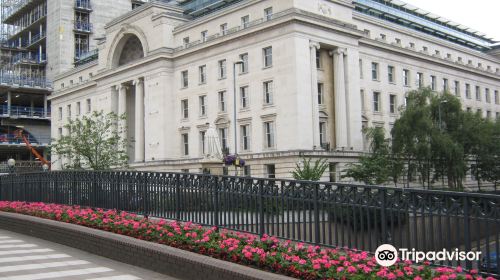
[{"left": 0, "top": 0, "right": 51, "bottom": 171}]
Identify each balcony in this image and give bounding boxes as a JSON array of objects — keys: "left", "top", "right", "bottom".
[
  {"left": 12, "top": 53, "right": 47, "bottom": 65},
  {"left": 74, "top": 22, "right": 93, "bottom": 33},
  {"left": 0, "top": 133, "right": 50, "bottom": 146},
  {"left": 0, "top": 105, "right": 50, "bottom": 119},
  {"left": 0, "top": 72, "right": 52, "bottom": 89},
  {"left": 75, "top": 49, "right": 98, "bottom": 66},
  {"left": 3, "top": 0, "right": 46, "bottom": 24},
  {"left": 75, "top": 0, "right": 92, "bottom": 11},
  {"left": 27, "top": 32, "right": 46, "bottom": 48}
]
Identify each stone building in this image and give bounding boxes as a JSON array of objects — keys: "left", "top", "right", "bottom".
[{"left": 50, "top": 0, "right": 500, "bottom": 179}]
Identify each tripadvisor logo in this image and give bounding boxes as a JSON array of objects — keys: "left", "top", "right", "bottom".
[{"left": 375, "top": 244, "right": 482, "bottom": 267}]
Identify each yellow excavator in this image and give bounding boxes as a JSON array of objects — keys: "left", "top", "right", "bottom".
[{"left": 14, "top": 129, "right": 50, "bottom": 169}]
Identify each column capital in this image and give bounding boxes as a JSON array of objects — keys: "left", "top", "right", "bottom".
[
  {"left": 329, "top": 47, "right": 347, "bottom": 56},
  {"left": 132, "top": 78, "right": 144, "bottom": 86},
  {"left": 309, "top": 41, "right": 320, "bottom": 50},
  {"left": 115, "top": 84, "right": 129, "bottom": 92}
]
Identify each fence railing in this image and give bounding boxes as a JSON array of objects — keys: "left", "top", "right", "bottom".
[{"left": 0, "top": 171, "right": 499, "bottom": 275}]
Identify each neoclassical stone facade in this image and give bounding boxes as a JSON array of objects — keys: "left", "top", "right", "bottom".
[{"left": 50, "top": 0, "right": 500, "bottom": 180}]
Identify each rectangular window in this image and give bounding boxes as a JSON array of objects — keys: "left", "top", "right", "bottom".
[
  {"left": 454, "top": 81, "right": 460, "bottom": 96},
  {"left": 86, "top": 99, "right": 91, "bottom": 113},
  {"left": 263, "top": 81, "right": 273, "bottom": 105},
  {"left": 417, "top": 72, "right": 423, "bottom": 88},
  {"left": 329, "top": 163, "right": 337, "bottom": 182},
  {"left": 199, "top": 95, "right": 207, "bottom": 117},
  {"left": 485, "top": 88, "right": 491, "bottom": 103},
  {"left": 76, "top": 102, "right": 81, "bottom": 116},
  {"left": 220, "top": 23, "right": 227, "bottom": 35},
  {"left": 360, "top": 89, "right": 365, "bottom": 111},
  {"left": 431, "top": 75, "right": 436, "bottom": 91},
  {"left": 219, "top": 128, "right": 228, "bottom": 150},
  {"left": 318, "top": 83, "right": 324, "bottom": 105},
  {"left": 495, "top": 90, "right": 499, "bottom": 104},
  {"left": 181, "top": 70, "right": 188, "bottom": 88},
  {"left": 264, "top": 7, "right": 273, "bottom": 21},
  {"left": 241, "top": 124, "right": 250, "bottom": 151},
  {"left": 58, "top": 107, "right": 63, "bottom": 120},
  {"left": 387, "top": 66, "right": 394, "bottom": 83},
  {"left": 476, "top": 86, "right": 481, "bottom": 101},
  {"left": 199, "top": 65, "right": 207, "bottom": 84},
  {"left": 371, "top": 62, "right": 378, "bottom": 80},
  {"left": 403, "top": 69, "right": 410, "bottom": 86},
  {"left": 373, "top": 92, "right": 380, "bottom": 112},
  {"left": 218, "top": 59, "right": 226, "bottom": 79},
  {"left": 264, "top": 121, "right": 275, "bottom": 148},
  {"left": 67, "top": 104, "right": 71, "bottom": 119},
  {"left": 243, "top": 165, "right": 251, "bottom": 177},
  {"left": 266, "top": 164, "right": 276, "bottom": 179},
  {"left": 497, "top": 112, "right": 499, "bottom": 119},
  {"left": 487, "top": 111, "right": 491, "bottom": 119},
  {"left": 316, "top": 49, "right": 321, "bottom": 69},
  {"left": 466, "top": 84, "right": 471, "bottom": 99},
  {"left": 183, "top": 37, "right": 189, "bottom": 47},
  {"left": 181, "top": 99, "right": 189, "bottom": 119},
  {"left": 201, "top": 30, "right": 208, "bottom": 42},
  {"left": 389, "top": 94, "right": 396, "bottom": 114},
  {"left": 182, "top": 133, "right": 189, "bottom": 156},
  {"left": 241, "top": 15, "right": 250, "bottom": 28},
  {"left": 319, "top": 122, "right": 327, "bottom": 145},
  {"left": 263, "top": 47, "right": 272, "bottom": 67},
  {"left": 477, "top": 109, "right": 482, "bottom": 117},
  {"left": 240, "top": 86, "right": 249, "bottom": 109},
  {"left": 443, "top": 78, "right": 448, "bottom": 92},
  {"left": 218, "top": 91, "right": 226, "bottom": 112},
  {"left": 240, "top": 53, "right": 249, "bottom": 73},
  {"left": 359, "top": 59, "right": 363, "bottom": 79},
  {"left": 200, "top": 131, "right": 206, "bottom": 155},
  {"left": 58, "top": 127, "right": 63, "bottom": 139}
]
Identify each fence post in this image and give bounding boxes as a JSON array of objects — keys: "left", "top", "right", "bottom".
[
  {"left": 380, "top": 189, "right": 388, "bottom": 244},
  {"left": 258, "top": 180, "right": 265, "bottom": 237},
  {"left": 92, "top": 172, "right": 97, "bottom": 207},
  {"left": 143, "top": 172, "right": 148, "bottom": 216},
  {"left": 213, "top": 176, "right": 219, "bottom": 228},
  {"left": 313, "top": 183, "right": 321, "bottom": 244},
  {"left": 463, "top": 196, "right": 472, "bottom": 270},
  {"left": 175, "top": 174, "right": 181, "bottom": 220}
]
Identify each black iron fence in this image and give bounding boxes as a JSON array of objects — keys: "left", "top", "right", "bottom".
[{"left": 0, "top": 171, "right": 499, "bottom": 275}]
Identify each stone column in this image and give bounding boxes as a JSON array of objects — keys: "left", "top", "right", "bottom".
[
  {"left": 332, "top": 48, "right": 348, "bottom": 149},
  {"left": 134, "top": 78, "right": 145, "bottom": 162},
  {"left": 309, "top": 41, "right": 321, "bottom": 149},
  {"left": 117, "top": 84, "right": 128, "bottom": 142}
]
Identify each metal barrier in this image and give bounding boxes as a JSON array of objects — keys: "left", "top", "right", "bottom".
[{"left": 0, "top": 171, "right": 499, "bottom": 275}]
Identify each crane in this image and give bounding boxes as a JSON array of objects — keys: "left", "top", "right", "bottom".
[{"left": 13, "top": 129, "right": 50, "bottom": 169}]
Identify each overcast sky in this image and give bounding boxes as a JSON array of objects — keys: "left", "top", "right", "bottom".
[{"left": 402, "top": 0, "right": 500, "bottom": 42}]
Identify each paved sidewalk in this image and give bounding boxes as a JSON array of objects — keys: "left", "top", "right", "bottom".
[{"left": 0, "top": 229, "right": 176, "bottom": 280}]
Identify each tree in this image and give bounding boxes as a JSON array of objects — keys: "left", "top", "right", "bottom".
[
  {"left": 343, "top": 127, "right": 400, "bottom": 185},
  {"left": 291, "top": 157, "right": 329, "bottom": 181},
  {"left": 51, "top": 111, "right": 128, "bottom": 170}
]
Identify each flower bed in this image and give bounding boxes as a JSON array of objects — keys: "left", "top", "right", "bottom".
[{"left": 0, "top": 201, "right": 492, "bottom": 280}]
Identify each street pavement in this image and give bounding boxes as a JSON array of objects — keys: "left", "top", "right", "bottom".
[{"left": 0, "top": 229, "right": 176, "bottom": 280}]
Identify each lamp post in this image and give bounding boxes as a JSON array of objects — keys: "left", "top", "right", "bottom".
[
  {"left": 7, "top": 158, "right": 15, "bottom": 174},
  {"left": 42, "top": 163, "right": 49, "bottom": 172},
  {"left": 233, "top": 60, "right": 244, "bottom": 156}
]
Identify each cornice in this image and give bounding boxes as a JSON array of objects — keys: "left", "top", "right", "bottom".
[
  {"left": 353, "top": 12, "right": 500, "bottom": 65},
  {"left": 360, "top": 38, "right": 500, "bottom": 81},
  {"left": 172, "top": 8, "right": 362, "bottom": 57}
]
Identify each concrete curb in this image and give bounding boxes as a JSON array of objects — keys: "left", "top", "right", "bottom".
[{"left": 0, "top": 212, "right": 295, "bottom": 280}]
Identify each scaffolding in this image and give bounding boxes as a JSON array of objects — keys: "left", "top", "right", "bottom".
[{"left": 0, "top": 0, "right": 48, "bottom": 85}]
